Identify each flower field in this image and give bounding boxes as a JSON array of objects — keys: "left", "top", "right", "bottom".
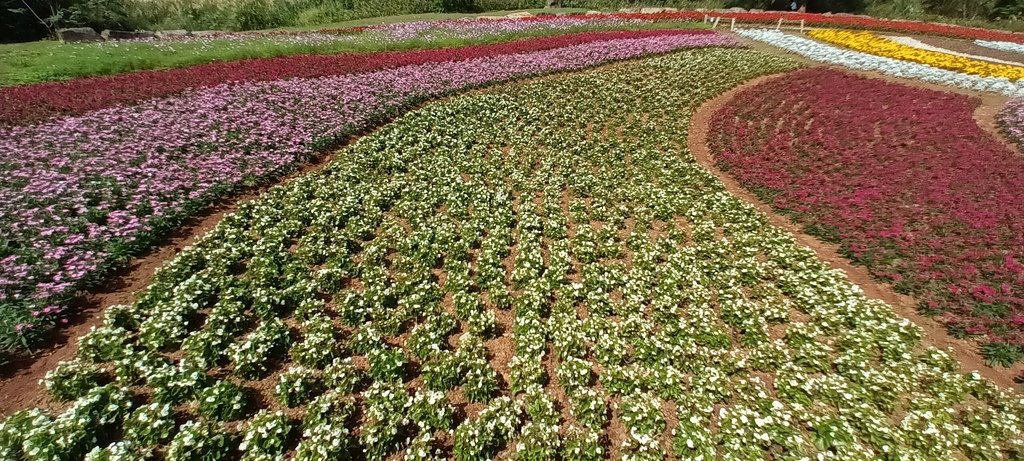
[
  {"left": 738, "top": 29, "right": 1024, "bottom": 96},
  {"left": 710, "top": 68, "right": 1024, "bottom": 366},
  {"left": 808, "top": 29, "right": 1024, "bottom": 80},
  {"left": 2, "top": 47, "right": 1023, "bottom": 461},
  {"left": 0, "top": 30, "right": 696, "bottom": 125},
  {"left": 0, "top": 30, "right": 737, "bottom": 352}
]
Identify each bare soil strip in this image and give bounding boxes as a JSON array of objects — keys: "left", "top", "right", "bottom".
[{"left": 687, "top": 71, "right": 1022, "bottom": 388}]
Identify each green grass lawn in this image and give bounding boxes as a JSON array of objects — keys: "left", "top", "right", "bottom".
[{"left": 2, "top": 8, "right": 673, "bottom": 87}]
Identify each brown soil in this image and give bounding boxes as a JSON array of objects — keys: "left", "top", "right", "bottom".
[{"left": 687, "top": 71, "right": 1022, "bottom": 388}]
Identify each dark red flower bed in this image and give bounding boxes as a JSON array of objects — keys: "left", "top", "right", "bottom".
[
  {"left": 709, "top": 68, "right": 1024, "bottom": 364},
  {"left": 0, "top": 29, "right": 705, "bottom": 125}
]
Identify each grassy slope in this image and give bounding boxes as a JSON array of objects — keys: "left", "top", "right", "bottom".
[{"left": 0, "top": 9, "right": 604, "bottom": 87}]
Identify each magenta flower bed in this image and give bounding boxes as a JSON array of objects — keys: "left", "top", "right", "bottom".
[
  {"left": 0, "top": 31, "right": 739, "bottom": 351},
  {"left": 368, "top": 16, "right": 650, "bottom": 40},
  {"left": 710, "top": 68, "right": 1024, "bottom": 364}
]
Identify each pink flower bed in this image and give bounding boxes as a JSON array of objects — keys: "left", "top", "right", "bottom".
[{"left": 710, "top": 68, "right": 1024, "bottom": 364}]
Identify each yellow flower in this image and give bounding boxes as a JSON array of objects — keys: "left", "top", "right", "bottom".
[{"left": 809, "top": 29, "right": 1024, "bottom": 80}]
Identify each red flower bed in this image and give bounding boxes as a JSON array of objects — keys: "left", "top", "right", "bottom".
[
  {"left": 709, "top": 68, "right": 1024, "bottom": 363},
  {"left": 612, "top": 11, "right": 1024, "bottom": 43},
  {"left": 0, "top": 29, "right": 704, "bottom": 125}
]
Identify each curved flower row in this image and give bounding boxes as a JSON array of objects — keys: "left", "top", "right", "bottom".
[
  {"left": 367, "top": 16, "right": 652, "bottom": 40},
  {"left": 711, "top": 68, "right": 1024, "bottom": 364},
  {"left": 3, "top": 47, "right": 1020, "bottom": 461},
  {"left": 0, "top": 30, "right": 700, "bottom": 126},
  {"left": 0, "top": 31, "right": 739, "bottom": 352},
  {"left": 978, "top": 39, "right": 1024, "bottom": 55},
  {"left": 885, "top": 35, "right": 1021, "bottom": 65},
  {"left": 737, "top": 29, "right": 1024, "bottom": 96},
  {"left": 809, "top": 29, "right": 1024, "bottom": 80}
]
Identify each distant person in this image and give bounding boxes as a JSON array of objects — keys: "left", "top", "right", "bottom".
[{"left": 790, "top": 1, "right": 798, "bottom": 11}]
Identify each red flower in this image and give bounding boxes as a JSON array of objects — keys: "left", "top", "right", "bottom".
[{"left": 709, "top": 68, "right": 1024, "bottom": 351}]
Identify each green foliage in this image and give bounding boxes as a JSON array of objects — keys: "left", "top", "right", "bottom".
[
  {"left": 56, "top": 0, "right": 137, "bottom": 30},
  {"left": 123, "top": 403, "right": 176, "bottom": 446},
  {"left": 234, "top": 0, "right": 290, "bottom": 30},
  {"left": 42, "top": 359, "right": 104, "bottom": 402},
  {"left": 981, "top": 342, "right": 1024, "bottom": 367},
  {"left": 198, "top": 380, "right": 249, "bottom": 421},
  {"left": 922, "top": 0, "right": 994, "bottom": 19},
  {"left": 167, "top": 420, "right": 232, "bottom": 461},
  {"left": 239, "top": 410, "right": 293, "bottom": 461}
]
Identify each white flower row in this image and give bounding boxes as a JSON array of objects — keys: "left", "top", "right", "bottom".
[
  {"left": 977, "top": 39, "right": 1024, "bottom": 55},
  {"left": 738, "top": 29, "right": 1024, "bottom": 96}
]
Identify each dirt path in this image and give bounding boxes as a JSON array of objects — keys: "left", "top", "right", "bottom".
[{"left": 687, "top": 71, "right": 1021, "bottom": 388}]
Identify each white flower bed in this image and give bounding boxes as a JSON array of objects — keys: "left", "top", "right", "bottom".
[
  {"left": 738, "top": 29, "right": 1024, "bottom": 96},
  {"left": 977, "top": 39, "right": 1024, "bottom": 55}
]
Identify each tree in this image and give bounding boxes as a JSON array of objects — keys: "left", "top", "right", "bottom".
[{"left": 922, "top": 0, "right": 994, "bottom": 19}]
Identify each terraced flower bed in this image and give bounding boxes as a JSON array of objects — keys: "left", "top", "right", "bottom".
[
  {"left": 710, "top": 68, "right": 1024, "bottom": 366},
  {"left": 2, "top": 48, "right": 1022, "bottom": 461},
  {"left": 0, "top": 30, "right": 737, "bottom": 353}
]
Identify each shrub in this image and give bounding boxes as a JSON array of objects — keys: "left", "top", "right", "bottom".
[
  {"left": 275, "top": 366, "right": 324, "bottom": 407},
  {"left": 123, "top": 403, "right": 176, "bottom": 446},
  {"left": 166, "top": 420, "right": 232, "bottom": 461},
  {"left": 239, "top": 410, "right": 293, "bottom": 461},
  {"left": 198, "top": 380, "right": 249, "bottom": 421},
  {"left": 43, "top": 360, "right": 104, "bottom": 402}
]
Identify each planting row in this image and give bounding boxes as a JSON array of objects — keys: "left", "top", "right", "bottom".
[
  {"left": 3, "top": 47, "right": 1022, "bottom": 461},
  {"left": 978, "top": 39, "right": 1024, "bottom": 55},
  {"left": 808, "top": 29, "right": 1024, "bottom": 80},
  {"left": 0, "top": 31, "right": 739, "bottom": 353},
  {"left": 0, "top": 30, "right": 699, "bottom": 125},
  {"left": 738, "top": 29, "right": 1024, "bottom": 96},
  {"left": 884, "top": 36, "right": 1021, "bottom": 66},
  {"left": 367, "top": 16, "right": 652, "bottom": 41},
  {"left": 710, "top": 68, "right": 1024, "bottom": 365}
]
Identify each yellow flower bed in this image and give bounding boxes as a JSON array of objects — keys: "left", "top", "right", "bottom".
[{"left": 808, "top": 29, "right": 1024, "bottom": 80}]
